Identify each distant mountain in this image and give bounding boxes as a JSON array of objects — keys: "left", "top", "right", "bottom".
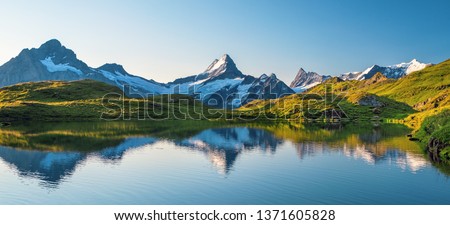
[
  {"left": 290, "top": 68, "right": 331, "bottom": 92},
  {"left": 0, "top": 39, "right": 88, "bottom": 86},
  {"left": 93, "top": 63, "right": 169, "bottom": 97},
  {"left": 232, "top": 73, "right": 294, "bottom": 107},
  {"left": 168, "top": 54, "right": 294, "bottom": 108},
  {"left": 289, "top": 59, "right": 431, "bottom": 93},
  {"left": 0, "top": 39, "right": 432, "bottom": 108},
  {"left": 339, "top": 59, "right": 431, "bottom": 80},
  {"left": 0, "top": 39, "right": 169, "bottom": 96},
  {"left": 0, "top": 40, "right": 294, "bottom": 108}
]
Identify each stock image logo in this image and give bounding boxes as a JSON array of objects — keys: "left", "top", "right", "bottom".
[{"left": 100, "top": 83, "right": 355, "bottom": 121}]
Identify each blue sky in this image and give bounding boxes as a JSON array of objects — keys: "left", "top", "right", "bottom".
[{"left": 0, "top": 0, "right": 449, "bottom": 83}]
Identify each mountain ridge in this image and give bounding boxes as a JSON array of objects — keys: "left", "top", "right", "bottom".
[
  {"left": 290, "top": 59, "right": 432, "bottom": 92},
  {"left": 0, "top": 40, "right": 295, "bottom": 108},
  {"left": 0, "top": 39, "right": 433, "bottom": 108}
]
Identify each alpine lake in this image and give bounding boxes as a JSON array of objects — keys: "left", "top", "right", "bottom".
[{"left": 0, "top": 120, "right": 449, "bottom": 204}]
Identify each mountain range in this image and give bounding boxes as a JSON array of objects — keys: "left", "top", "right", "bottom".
[
  {"left": 289, "top": 59, "right": 431, "bottom": 91},
  {"left": 0, "top": 40, "right": 294, "bottom": 108},
  {"left": 0, "top": 39, "right": 432, "bottom": 107}
]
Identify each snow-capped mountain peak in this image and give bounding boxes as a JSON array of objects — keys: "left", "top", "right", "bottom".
[
  {"left": 340, "top": 59, "right": 431, "bottom": 80},
  {"left": 361, "top": 65, "right": 375, "bottom": 75},
  {"left": 392, "top": 59, "right": 431, "bottom": 75},
  {"left": 202, "top": 54, "right": 242, "bottom": 79},
  {"left": 204, "top": 54, "right": 230, "bottom": 72}
]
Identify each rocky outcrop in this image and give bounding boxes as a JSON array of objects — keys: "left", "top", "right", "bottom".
[
  {"left": 357, "top": 95, "right": 385, "bottom": 107},
  {"left": 364, "top": 72, "right": 388, "bottom": 85}
]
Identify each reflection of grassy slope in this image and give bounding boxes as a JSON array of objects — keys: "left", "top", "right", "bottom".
[
  {"left": 2, "top": 120, "right": 448, "bottom": 174},
  {"left": 0, "top": 80, "right": 221, "bottom": 121},
  {"left": 253, "top": 122, "right": 425, "bottom": 162},
  {"left": 414, "top": 110, "right": 450, "bottom": 163},
  {"left": 240, "top": 59, "right": 450, "bottom": 162},
  {"left": 252, "top": 122, "right": 412, "bottom": 143},
  {"left": 0, "top": 120, "right": 225, "bottom": 151}
]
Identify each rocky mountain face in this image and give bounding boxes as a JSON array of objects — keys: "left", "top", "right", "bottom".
[
  {"left": 0, "top": 40, "right": 295, "bottom": 108},
  {"left": 290, "top": 68, "right": 331, "bottom": 92},
  {"left": 168, "top": 54, "right": 294, "bottom": 108},
  {"left": 0, "top": 40, "right": 88, "bottom": 87},
  {"left": 0, "top": 39, "right": 168, "bottom": 97},
  {"left": 0, "top": 39, "right": 431, "bottom": 108}
]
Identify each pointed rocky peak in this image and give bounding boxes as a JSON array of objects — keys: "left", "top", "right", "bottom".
[
  {"left": 204, "top": 54, "right": 233, "bottom": 73},
  {"left": 297, "top": 68, "right": 307, "bottom": 75},
  {"left": 202, "top": 54, "right": 243, "bottom": 79},
  {"left": 246, "top": 73, "right": 295, "bottom": 101},
  {"left": 290, "top": 67, "right": 323, "bottom": 88},
  {"left": 221, "top": 54, "right": 232, "bottom": 62},
  {"left": 364, "top": 72, "right": 388, "bottom": 85},
  {"left": 255, "top": 73, "right": 278, "bottom": 84},
  {"left": 290, "top": 68, "right": 308, "bottom": 82},
  {"left": 98, "top": 63, "right": 129, "bottom": 75},
  {"left": 259, "top": 73, "right": 269, "bottom": 80},
  {"left": 360, "top": 64, "right": 380, "bottom": 75},
  {"left": 361, "top": 65, "right": 375, "bottom": 74}
]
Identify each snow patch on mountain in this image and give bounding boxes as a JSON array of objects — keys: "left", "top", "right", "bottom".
[
  {"left": 231, "top": 83, "right": 253, "bottom": 107},
  {"left": 357, "top": 65, "right": 375, "bottom": 80},
  {"left": 99, "top": 69, "right": 170, "bottom": 94},
  {"left": 205, "top": 56, "right": 227, "bottom": 74},
  {"left": 292, "top": 81, "right": 321, "bottom": 92},
  {"left": 397, "top": 59, "right": 429, "bottom": 74},
  {"left": 40, "top": 57, "right": 83, "bottom": 75},
  {"left": 196, "top": 78, "right": 244, "bottom": 96},
  {"left": 340, "top": 59, "right": 431, "bottom": 80}
]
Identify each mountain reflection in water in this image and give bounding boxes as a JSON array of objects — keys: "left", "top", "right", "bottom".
[{"left": 0, "top": 121, "right": 437, "bottom": 188}]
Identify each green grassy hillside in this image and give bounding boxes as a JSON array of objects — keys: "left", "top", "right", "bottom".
[
  {"left": 364, "top": 59, "right": 450, "bottom": 110},
  {"left": 0, "top": 79, "right": 220, "bottom": 121},
  {"left": 239, "top": 73, "right": 415, "bottom": 121},
  {"left": 240, "top": 59, "right": 449, "bottom": 122},
  {"left": 239, "top": 58, "right": 450, "bottom": 163}
]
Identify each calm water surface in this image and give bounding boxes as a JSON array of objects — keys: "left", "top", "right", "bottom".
[{"left": 0, "top": 121, "right": 449, "bottom": 204}]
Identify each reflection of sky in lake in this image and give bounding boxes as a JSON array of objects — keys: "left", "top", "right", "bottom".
[{"left": 0, "top": 126, "right": 449, "bottom": 204}]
